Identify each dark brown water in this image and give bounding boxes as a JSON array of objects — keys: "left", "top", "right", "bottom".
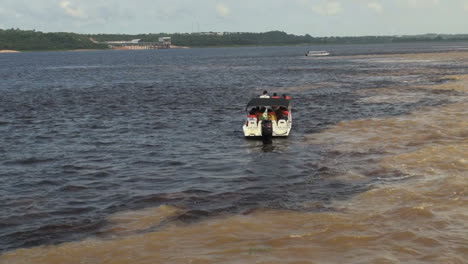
[{"left": 1, "top": 43, "right": 467, "bottom": 263}]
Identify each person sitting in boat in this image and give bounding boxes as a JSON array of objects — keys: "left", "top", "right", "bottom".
[
  {"left": 272, "top": 93, "right": 280, "bottom": 99},
  {"left": 247, "top": 108, "right": 257, "bottom": 119},
  {"left": 277, "top": 107, "right": 289, "bottom": 120},
  {"left": 267, "top": 109, "right": 277, "bottom": 121},
  {"left": 283, "top": 94, "right": 291, "bottom": 100},
  {"left": 257, "top": 107, "right": 267, "bottom": 120},
  {"left": 259, "top": 90, "right": 270, "bottom": 98}
]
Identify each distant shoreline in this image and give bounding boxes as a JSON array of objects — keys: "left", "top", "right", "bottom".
[
  {"left": 68, "top": 49, "right": 101, "bottom": 52},
  {"left": 109, "top": 45, "right": 190, "bottom": 50},
  {"left": 3, "top": 41, "right": 468, "bottom": 53},
  {"left": 0, "top": 47, "right": 191, "bottom": 53},
  {"left": 4, "top": 28, "right": 468, "bottom": 52}
]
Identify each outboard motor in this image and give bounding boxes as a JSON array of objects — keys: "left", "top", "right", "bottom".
[{"left": 261, "top": 120, "right": 273, "bottom": 144}]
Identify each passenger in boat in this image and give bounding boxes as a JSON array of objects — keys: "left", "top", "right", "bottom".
[
  {"left": 272, "top": 93, "right": 280, "bottom": 99},
  {"left": 267, "top": 109, "right": 277, "bottom": 121},
  {"left": 257, "top": 107, "right": 267, "bottom": 120},
  {"left": 246, "top": 108, "right": 258, "bottom": 126},
  {"left": 247, "top": 107, "right": 258, "bottom": 121},
  {"left": 259, "top": 90, "right": 270, "bottom": 98},
  {"left": 283, "top": 94, "right": 291, "bottom": 100},
  {"left": 278, "top": 107, "right": 289, "bottom": 120}
]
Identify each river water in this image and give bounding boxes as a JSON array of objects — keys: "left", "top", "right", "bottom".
[{"left": 1, "top": 43, "right": 467, "bottom": 263}]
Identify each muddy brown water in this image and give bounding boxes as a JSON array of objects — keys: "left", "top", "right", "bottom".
[{"left": 1, "top": 44, "right": 467, "bottom": 263}]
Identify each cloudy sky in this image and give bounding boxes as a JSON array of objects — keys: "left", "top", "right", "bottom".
[{"left": 1, "top": 0, "right": 468, "bottom": 36}]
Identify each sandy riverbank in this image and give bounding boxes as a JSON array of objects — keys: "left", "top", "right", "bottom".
[
  {"left": 68, "top": 49, "right": 102, "bottom": 52},
  {"left": 0, "top": 50, "right": 20, "bottom": 53},
  {"left": 112, "top": 45, "right": 190, "bottom": 50},
  {"left": 1, "top": 47, "right": 190, "bottom": 53},
  {"left": 170, "top": 45, "right": 190, "bottom": 49}
]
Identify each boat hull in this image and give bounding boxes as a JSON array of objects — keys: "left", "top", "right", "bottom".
[
  {"left": 243, "top": 120, "right": 292, "bottom": 137},
  {"left": 305, "top": 51, "right": 330, "bottom": 56}
]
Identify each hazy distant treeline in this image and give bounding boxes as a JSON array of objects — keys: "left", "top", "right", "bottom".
[
  {"left": 91, "top": 31, "right": 315, "bottom": 46},
  {"left": 0, "top": 29, "right": 107, "bottom": 51},
  {"left": 91, "top": 30, "right": 468, "bottom": 47},
  {"left": 2, "top": 28, "right": 468, "bottom": 51}
]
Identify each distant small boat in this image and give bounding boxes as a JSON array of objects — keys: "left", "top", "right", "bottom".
[{"left": 305, "top": 51, "right": 330, "bottom": 57}]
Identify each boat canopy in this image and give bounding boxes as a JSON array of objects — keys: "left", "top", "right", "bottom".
[{"left": 246, "top": 98, "right": 290, "bottom": 109}]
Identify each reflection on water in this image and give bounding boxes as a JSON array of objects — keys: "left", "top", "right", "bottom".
[
  {"left": 1, "top": 46, "right": 468, "bottom": 263},
  {"left": 261, "top": 144, "right": 276, "bottom": 152}
]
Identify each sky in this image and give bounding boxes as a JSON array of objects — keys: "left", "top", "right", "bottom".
[{"left": 1, "top": 0, "right": 468, "bottom": 36}]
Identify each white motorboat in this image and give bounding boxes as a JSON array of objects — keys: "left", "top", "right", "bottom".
[
  {"left": 242, "top": 98, "right": 292, "bottom": 139},
  {"left": 305, "top": 50, "right": 330, "bottom": 57}
]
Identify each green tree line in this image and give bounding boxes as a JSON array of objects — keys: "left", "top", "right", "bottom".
[
  {"left": 0, "top": 29, "right": 107, "bottom": 51},
  {"left": 91, "top": 31, "right": 468, "bottom": 47},
  {"left": 2, "top": 28, "right": 468, "bottom": 51}
]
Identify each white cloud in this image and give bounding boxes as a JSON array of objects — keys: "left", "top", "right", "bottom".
[
  {"left": 404, "top": 0, "right": 440, "bottom": 8},
  {"left": 59, "top": 1, "right": 85, "bottom": 18},
  {"left": 367, "top": 2, "right": 383, "bottom": 13},
  {"left": 216, "top": 3, "right": 230, "bottom": 17},
  {"left": 311, "top": 1, "right": 343, "bottom": 16},
  {"left": 296, "top": 0, "right": 309, "bottom": 6}
]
